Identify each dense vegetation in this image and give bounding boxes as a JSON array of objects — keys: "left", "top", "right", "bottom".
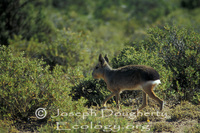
[{"left": 0, "top": 0, "right": 199, "bottom": 132}]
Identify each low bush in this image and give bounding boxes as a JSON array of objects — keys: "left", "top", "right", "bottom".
[
  {"left": 0, "top": 46, "right": 86, "bottom": 123},
  {"left": 145, "top": 25, "right": 200, "bottom": 103},
  {"left": 9, "top": 28, "right": 122, "bottom": 73},
  {"left": 9, "top": 29, "right": 98, "bottom": 72},
  {"left": 71, "top": 78, "right": 109, "bottom": 107}
]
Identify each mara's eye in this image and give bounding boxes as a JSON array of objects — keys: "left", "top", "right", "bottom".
[{"left": 95, "top": 66, "right": 99, "bottom": 69}]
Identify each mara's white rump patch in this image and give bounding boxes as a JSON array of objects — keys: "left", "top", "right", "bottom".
[
  {"left": 151, "top": 79, "right": 161, "bottom": 85},
  {"left": 143, "top": 80, "right": 161, "bottom": 86}
]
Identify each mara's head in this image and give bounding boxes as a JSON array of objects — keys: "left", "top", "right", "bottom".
[{"left": 92, "top": 54, "right": 111, "bottom": 79}]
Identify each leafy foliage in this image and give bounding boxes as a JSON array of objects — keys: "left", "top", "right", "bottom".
[
  {"left": 71, "top": 78, "right": 109, "bottom": 107},
  {"left": 9, "top": 29, "right": 97, "bottom": 72},
  {"left": 0, "top": 46, "right": 86, "bottom": 121},
  {"left": 145, "top": 25, "right": 200, "bottom": 103}
]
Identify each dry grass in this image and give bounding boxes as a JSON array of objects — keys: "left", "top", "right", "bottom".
[
  {"left": 151, "top": 122, "right": 174, "bottom": 132},
  {"left": 1, "top": 101, "right": 200, "bottom": 133}
]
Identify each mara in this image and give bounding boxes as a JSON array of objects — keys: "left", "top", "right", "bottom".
[{"left": 92, "top": 54, "right": 164, "bottom": 112}]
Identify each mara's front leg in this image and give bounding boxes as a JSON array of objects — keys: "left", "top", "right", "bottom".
[{"left": 102, "top": 92, "right": 115, "bottom": 108}]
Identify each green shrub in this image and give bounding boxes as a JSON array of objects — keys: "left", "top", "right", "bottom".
[
  {"left": 9, "top": 29, "right": 98, "bottom": 72},
  {"left": 0, "top": 46, "right": 86, "bottom": 122},
  {"left": 0, "top": 46, "right": 51, "bottom": 120},
  {"left": 9, "top": 28, "right": 124, "bottom": 73},
  {"left": 145, "top": 25, "right": 200, "bottom": 103},
  {"left": 71, "top": 78, "right": 109, "bottom": 107}
]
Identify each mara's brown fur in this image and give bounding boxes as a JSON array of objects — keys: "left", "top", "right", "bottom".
[{"left": 92, "top": 54, "right": 164, "bottom": 112}]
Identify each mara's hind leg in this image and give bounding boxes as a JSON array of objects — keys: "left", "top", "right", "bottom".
[
  {"left": 115, "top": 91, "right": 121, "bottom": 109},
  {"left": 143, "top": 84, "right": 164, "bottom": 111},
  {"left": 132, "top": 91, "right": 147, "bottom": 113}
]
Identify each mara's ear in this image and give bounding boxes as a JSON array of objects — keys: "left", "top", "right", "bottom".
[
  {"left": 104, "top": 54, "right": 109, "bottom": 63},
  {"left": 99, "top": 54, "right": 105, "bottom": 66}
]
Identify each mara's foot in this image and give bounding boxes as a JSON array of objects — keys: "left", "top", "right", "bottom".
[{"left": 160, "top": 101, "right": 165, "bottom": 111}]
